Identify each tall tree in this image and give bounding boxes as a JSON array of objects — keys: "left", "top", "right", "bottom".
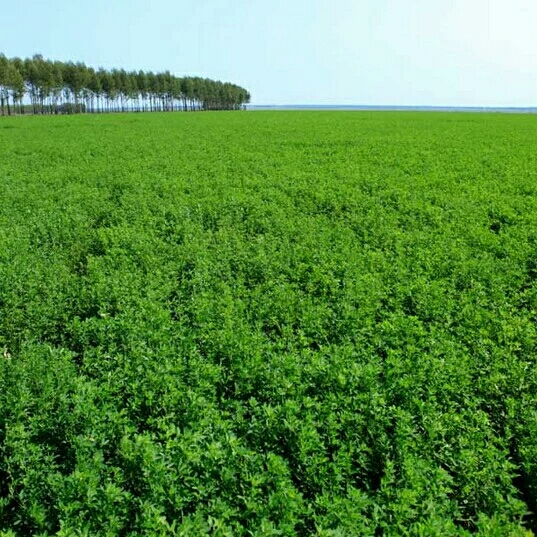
[
  {"left": 98, "top": 68, "right": 116, "bottom": 112},
  {"left": 50, "top": 61, "right": 64, "bottom": 114},
  {"left": 136, "top": 70, "right": 148, "bottom": 111},
  {"left": 7, "top": 60, "right": 25, "bottom": 115},
  {"left": 0, "top": 54, "right": 9, "bottom": 116},
  {"left": 0, "top": 52, "right": 251, "bottom": 116},
  {"left": 85, "top": 68, "right": 101, "bottom": 113}
]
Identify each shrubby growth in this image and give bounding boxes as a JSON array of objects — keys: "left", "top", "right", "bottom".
[
  {"left": 0, "top": 53, "right": 251, "bottom": 115},
  {"left": 0, "top": 111, "right": 536, "bottom": 535}
]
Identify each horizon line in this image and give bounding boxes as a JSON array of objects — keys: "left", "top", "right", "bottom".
[{"left": 247, "top": 104, "right": 537, "bottom": 110}]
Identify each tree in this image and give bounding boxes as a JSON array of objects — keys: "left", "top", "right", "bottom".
[
  {"left": 127, "top": 71, "right": 139, "bottom": 111},
  {"left": 50, "top": 61, "right": 64, "bottom": 114},
  {"left": 86, "top": 68, "right": 101, "bottom": 113},
  {"left": 0, "top": 54, "right": 9, "bottom": 116},
  {"left": 0, "top": 52, "right": 251, "bottom": 116},
  {"left": 24, "top": 56, "right": 39, "bottom": 113},
  {"left": 34, "top": 55, "right": 54, "bottom": 113},
  {"left": 7, "top": 61, "right": 25, "bottom": 115},
  {"left": 98, "top": 68, "right": 116, "bottom": 112},
  {"left": 62, "top": 62, "right": 88, "bottom": 112},
  {"left": 136, "top": 70, "right": 148, "bottom": 111}
]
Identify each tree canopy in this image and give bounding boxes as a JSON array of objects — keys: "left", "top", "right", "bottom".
[{"left": 0, "top": 53, "right": 251, "bottom": 115}]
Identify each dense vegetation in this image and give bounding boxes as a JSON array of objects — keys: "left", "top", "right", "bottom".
[
  {"left": 0, "top": 53, "right": 250, "bottom": 115},
  {"left": 0, "top": 111, "right": 536, "bottom": 536}
]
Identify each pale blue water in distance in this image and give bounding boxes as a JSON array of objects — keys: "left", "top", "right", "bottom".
[{"left": 247, "top": 104, "right": 537, "bottom": 114}]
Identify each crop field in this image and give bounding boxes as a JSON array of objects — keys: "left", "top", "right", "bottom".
[{"left": 0, "top": 111, "right": 537, "bottom": 536}]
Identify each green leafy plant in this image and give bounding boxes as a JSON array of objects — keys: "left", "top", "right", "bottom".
[{"left": 0, "top": 111, "right": 536, "bottom": 535}]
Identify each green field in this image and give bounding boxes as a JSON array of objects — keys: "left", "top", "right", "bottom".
[{"left": 1, "top": 111, "right": 537, "bottom": 536}]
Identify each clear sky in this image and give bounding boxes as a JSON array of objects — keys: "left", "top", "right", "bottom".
[{"left": 1, "top": 0, "right": 536, "bottom": 106}]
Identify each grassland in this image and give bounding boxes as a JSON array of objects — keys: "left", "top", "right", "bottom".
[{"left": 0, "top": 111, "right": 536, "bottom": 536}]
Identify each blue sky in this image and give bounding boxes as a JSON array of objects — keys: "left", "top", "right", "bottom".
[{"left": 1, "top": 0, "right": 536, "bottom": 106}]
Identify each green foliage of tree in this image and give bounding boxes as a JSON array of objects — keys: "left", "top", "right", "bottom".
[
  {"left": 0, "top": 54, "right": 9, "bottom": 116},
  {"left": 0, "top": 53, "right": 250, "bottom": 115}
]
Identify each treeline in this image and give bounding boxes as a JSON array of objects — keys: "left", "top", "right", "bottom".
[{"left": 0, "top": 53, "right": 251, "bottom": 115}]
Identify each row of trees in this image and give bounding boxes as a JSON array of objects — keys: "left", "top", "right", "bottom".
[{"left": 0, "top": 53, "right": 251, "bottom": 115}]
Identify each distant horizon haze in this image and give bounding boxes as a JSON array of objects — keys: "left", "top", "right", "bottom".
[{"left": 246, "top": 104, "right": 537, "bottom": 112}]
